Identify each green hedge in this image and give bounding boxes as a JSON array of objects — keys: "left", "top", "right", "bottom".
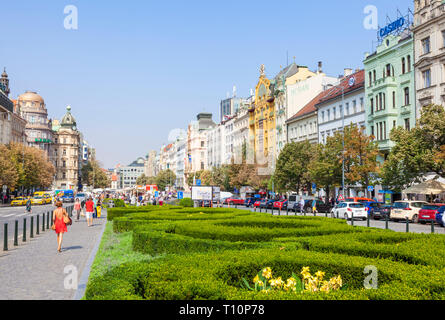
[
  {"left": 179, "top": 198, "right": 194, "bottom": 207},
  {"left": 86, "top": 206, "right": 445, "bottom": 300}
]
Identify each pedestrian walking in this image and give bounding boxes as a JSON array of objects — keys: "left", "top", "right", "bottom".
[
  {"left": 85, "top": 197, "right": 94, "bottom": 227},
  {"left": 93, "top": 197, "right": 98, "bottom": 219},
  {"left": 52, "top": 201, "right": 70, "bottom": 253},
  {"left": 312, "top": 199, "right": 318, "bottom": 214},
  {"left": 299, "top": 198, "right": 305, "bottom": 214},
  {"left": 97, "top": 199, "right": 102, "bottom": 218},
  {"left": 74, "top": 198, "right": 82, "bottom": 221},
  {"left": 25, "top": 197, "right": 32, "bottom": 214}
]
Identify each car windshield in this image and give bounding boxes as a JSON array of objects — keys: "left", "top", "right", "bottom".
[
  {"left": 77, "top": 194, "right": 85, "bottom": 197},
  {"left": 349, "top": 203, "right": 364, "bottom": 208},
  {"left": 394, "top": 202, "right": 409, "bottom": 209},
  {"left": 422, "top": 205, "right": 441, "bottom": 210}
]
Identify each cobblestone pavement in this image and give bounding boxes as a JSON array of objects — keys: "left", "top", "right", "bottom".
[{"left": 0, "top": 209, "right": 107, "bottom": 300}]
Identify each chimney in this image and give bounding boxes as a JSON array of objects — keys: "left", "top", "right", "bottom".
[
  {"left": 344, "top": 68, "right": 353, "bottom": 77},
  {"left": 318, "top": 61, "right": 323, "bottom": 74}
]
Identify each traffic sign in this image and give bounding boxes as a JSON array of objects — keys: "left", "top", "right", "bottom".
[
  {"left": 178, "top": 191, "right": 184, "bottom": 200},
  {"left": 196, "top": 180, "right": 201, "bottom": 186},
  {"left": 154, "top": 191, "right": 159, "bottom": 198},
  {"left": 368, "top": 186, "right": 374, "bottom": 192},
  {"left": 338, "top": 194, "right": 345, "bottom": 201}
]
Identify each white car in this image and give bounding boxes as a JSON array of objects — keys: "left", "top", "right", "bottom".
[{"left": 332, "top": 202, "right": 368, "bottom": 221}]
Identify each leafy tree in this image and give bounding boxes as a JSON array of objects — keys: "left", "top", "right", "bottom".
[
  {"left": 136, "top": 174, "right": 157, "bottom": 186},
  {"left": 81, "top": 160, "right": 111, "bottom": 189},
  {"left": 343, "top": 124, "right": 380, "bottom": 197},
  {"left": 0, "top": 144, "right": 18, "bottom": 188},
  {"left": 156, "top": 169, "right": 176, "bottom": 191},
  {"left": 273, "top": 141, "right": 314, "bottom": 193},
  {"left": 308, "top": 138, "right": 342, "bottom": 203},
  {"left": 381, "top": 104, "right": 445, "bottom": 191}
]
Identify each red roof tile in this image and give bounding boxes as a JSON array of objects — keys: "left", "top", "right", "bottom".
[{"left": 316, "top": 70, "right": 364, "bottom": 106}]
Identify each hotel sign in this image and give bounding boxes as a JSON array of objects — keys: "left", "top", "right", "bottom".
[{"left": 379, "top": 17, "right": 405, "bottom": 39}]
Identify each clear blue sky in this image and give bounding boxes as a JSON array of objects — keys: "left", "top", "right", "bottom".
[{"left": 1, "top": 0, "right": 413, "bottom": 168}]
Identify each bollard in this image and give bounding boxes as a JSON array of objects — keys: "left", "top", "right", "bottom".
[
  {"left": 279, "top": 208, "right": 281, "bottom": 216},
  {"left": 30, "top": 216, "right": 34, "bottom": 238},
  {"left": 3, "top": 223, "right": 7, "bottom": 251},
  {"left": 351, "top": 212, "right": 354, "bottom": 226},
  {"left": 367, "top": 214, "right": 370, "bottom": 228},
  {"left": 385, "top": 215, "right": 389, "bottom": 230},
  {"left": 336, "top": 211, "right": 339, "bottom": 219},
  {"left": 314, "top": 210, "right": 316, "bottom": 217},
  {"left": 431, "top": 220, "right": 435, "bottom": 234},
  {"left": 271, "top": 207, "right": 274, "bottom": 215},
  {"left": 23, "top": 218, "right": 27, "bottom": 242},
  {"left": 286, "top": 207, "right": 289, "bottom": 216},
  {"left": 47, "top": 212, "right": 49, "bottom": 230},
  {"left": 14, "top": 221, "right": 18, "bottom": 246},
  {"left": 42, "top": 214, "right": 45, "bottom": 232},
  {"left": 325, "top": 212, "right": 328, "bottom": 218},
  {"left": 406, "top": 217, "right": 410, "bottom": 233},
  {"left": 36, "top": 215, "right": 40, "bottom": 235}
]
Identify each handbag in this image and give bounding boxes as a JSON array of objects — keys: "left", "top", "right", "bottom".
[
  {"left": 63, "top": 209, "right": 72, "bottom": 226},
  {"left": 51, "top": 224, "right": 56, "bottom": 230}
]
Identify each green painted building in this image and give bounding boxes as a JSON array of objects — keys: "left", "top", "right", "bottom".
[{"left": 364, "top": 32, "right": 415, "bottom": 160}]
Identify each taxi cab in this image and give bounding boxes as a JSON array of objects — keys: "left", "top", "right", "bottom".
[
  {"left": 31, "top": 196, "right": 45, "bottom": 205},
  {"left": 43, "top": 194, "right": 52, "bottom": 204},
  {"left": 11, "top": 197, "right": 26, "bottom": 206}
]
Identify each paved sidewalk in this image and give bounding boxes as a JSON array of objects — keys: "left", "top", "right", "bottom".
[{"left": 0, "top": 210, "right": 107, "bottom": 300}]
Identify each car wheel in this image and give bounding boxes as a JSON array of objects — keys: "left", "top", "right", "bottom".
[
  {"left": 344, "top": 213, "right": 349, "bottom": 220},
  {"left": 412, "top": 214, "right": 419, "bottom": 224},
  {"left": 306, "top": 207, "right": 312, "bottom": 214}
]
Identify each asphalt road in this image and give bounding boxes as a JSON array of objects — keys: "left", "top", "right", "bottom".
[
  {"left": 0, "top": 203, "right": 75, "bottom": 249},
  {"left": 222, "top": 204, "right": 445, "bottom": 235}
]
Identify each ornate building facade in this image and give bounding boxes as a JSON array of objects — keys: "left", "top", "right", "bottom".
[
  {"left": 413, "top": 0, "right": 445, "bottom": 114},
  {"left": 51, "top": 106, "right": 81, "bottom": 190},
  {"left": 17, "top": 91, "right": 53, "bottom": 157}
]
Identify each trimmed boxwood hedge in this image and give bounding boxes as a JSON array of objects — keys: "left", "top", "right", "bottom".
[{"left": 86, "top": 206, "right": 445, "bottom": 300}]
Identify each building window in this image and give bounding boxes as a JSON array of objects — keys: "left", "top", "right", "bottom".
[
  {"left": 373, "top": 70, "right": 376, "bottom": 82},
  {"left": 201, "top": 141, "right": 205, "bottom": 147},
  {"left": 63, "top": 149, "right": 66, "bottom": 156},
  {"left": 384, "top": 122, "right": 387, "bottom": 140},
  {"left": 360, "top": 98, "right": 364, "bottom": 112},
  {"left": 442, "top": 30, "right": 445, "bottom": 48},
  {"left": 201, "top": 162, "right": 204, "bottom": 170},
  {"left": 353, "top": 100, "right": 357, "bottom": 114},
  {"left": 423, "top": 69, "right": 431, "bottom": 88},
  {"left": 368, "top": 72, "right": 372, "bottom": 87},
  {"left": 346, "top": 103, "right": 349, "bottom": 115},
  {"left": 404, "top": 88, "right": 410, "bottom": 106},
  {"left": 386, "top": 64, "right": 391, "bottom": 77},
  {"left": 333, "top": 107, "right": 336, "bottom": 119},
  {"left": 405, "top": 119, "right": 411, "bottom": 131},
  {"left": 370, "top": 98, "right": 374, "bottom": 114},
  {"left": 327, "top": 109, "right": 330, "bottom": 121},
  {"left": 422, "top": 37, "right": 430, "bottom": 54},
  {"left": 402, "top": 58, "right": 406, "bottom": 74},
  {"left": 407, "top": 55, "right": 411, "bottom": 72},
  {"left": 393, "top": 120, "right": 396, "bottom": 129},
  {"left": 371, "top": 126, "right": 374, "bottom": 139},
  {"left": 321, "top": 111, "right": 325, "bottom": 123}
]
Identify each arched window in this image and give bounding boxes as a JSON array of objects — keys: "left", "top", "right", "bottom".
[
  {"left": 407, "top": 55, "right": 411, "bottom": 72},
  {"left": 402, "top": 58, "right": 406, "bottom": 74}
]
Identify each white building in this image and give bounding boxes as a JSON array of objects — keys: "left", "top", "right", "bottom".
[
  {"left": 118, "top": 158, "right": 145, "bottom": 189},
  {"left": 233, "top": 100, "right": 251, "bottom": 163},
  {"left": 413, "top": 0, "right": 445, "bottom": 115},
  {"left": 175, "top": 138, "right": 187, "bottom": 189},
  {"left": 316, "top": 70, "right": 366, "bottom": 145}
]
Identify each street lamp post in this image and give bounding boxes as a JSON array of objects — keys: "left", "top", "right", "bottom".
[{"left": 341, "top": 87, "right": 346, "bottom": 200}]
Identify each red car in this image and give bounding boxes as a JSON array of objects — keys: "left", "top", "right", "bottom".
[
  {"left": 273, "top": 200, "right": 288, "bottom": 210},
  {"left": 253, "top": 200, "right": 262, "bottom": 208},
  {"left": 419, "top": 204, "right": 445, "bottom": 224},
  {"left": 224, "top": 197, "right": 245, "bottom": 206}
]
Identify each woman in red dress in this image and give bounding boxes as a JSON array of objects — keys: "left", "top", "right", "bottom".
[{"left": 53, "top": 201, "right": 68, "bottom": 253}]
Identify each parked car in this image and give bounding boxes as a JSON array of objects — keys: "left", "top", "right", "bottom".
[
  {"left": 418, "top": 204, "right": 445, "bottom": 224},
  {"left": 273, "top": 200, "right": 288, "bottom": 210},
  {"left": 244, "top": 198, "right": 257, "bottom": 208},
  {"left": 253, "top": 200, "right": 264, "bottom": 208},
  {"left": 435, "top": 207, "right": 445, "bottom": 227},
  {"left": 224, "top": 197, "right": 245, "bottom": 206},
  {"left": 11, "top": 197, "right": 26, "bottom": 206},
  {"left": 303, "top": 199, "right": 333, "bottom": 214},
  {"left": 260, "top": 199, "right": 275, "bottom": 209},
  {"left": 332, "top": 202, "right": 367, "bottom": 220},
  {"left": 288, "top": 194, "right": 316, "bottom": 211},
  {"left": 366, "top": 202, "right": 391, "bottom": 220},
  {"left": 197, "top": 200, "right": 212, "bottom": 208},
  {"left": 390, "top": 201, "right": 428, "bottom": 223}
]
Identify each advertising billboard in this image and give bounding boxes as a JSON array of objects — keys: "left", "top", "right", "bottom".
[{"left": 191, "top": 186, "right": 213, "bottom": 201}]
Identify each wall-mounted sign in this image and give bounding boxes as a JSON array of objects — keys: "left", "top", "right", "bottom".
[{"left": 379, "top": 17, "right": 405, "bottom": 39}]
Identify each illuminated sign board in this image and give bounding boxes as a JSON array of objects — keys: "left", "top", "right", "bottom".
[{"left": 379, "top": 17, "right": 405, "bottom": 39}]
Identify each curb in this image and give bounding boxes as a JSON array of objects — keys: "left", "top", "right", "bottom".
[{"left": 73, "top": 211, "right": 108, "bottom": 300}]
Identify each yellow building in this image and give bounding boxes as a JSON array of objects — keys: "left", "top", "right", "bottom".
[{"left": 249, "top": 63, "right": 318, "bottom": 171}]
